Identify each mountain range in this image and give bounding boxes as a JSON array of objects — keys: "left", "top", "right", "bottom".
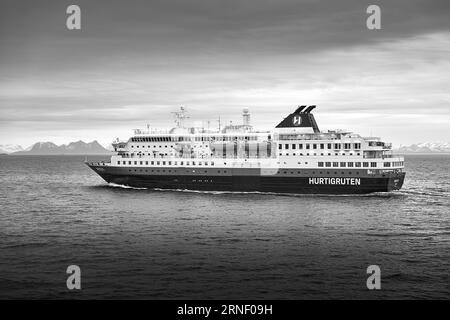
[
  {"left": 1, "top": 141, "right": 449, "bottom": 155},
  {"left": 0, "top": 141, "right": 111, "bottom": 155},
  {"left": 393, "top": 142, "right": 450, "bottom": 153}
]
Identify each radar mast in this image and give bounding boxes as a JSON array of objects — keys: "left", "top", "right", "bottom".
[{"left": 172, "top": 106, "right": 189, "bottom": 128}]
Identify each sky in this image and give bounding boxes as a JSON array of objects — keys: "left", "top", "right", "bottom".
[{"left": 0, "top": 0, "right": 449, "bottom": 148}]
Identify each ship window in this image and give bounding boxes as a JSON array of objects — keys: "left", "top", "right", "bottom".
[
  {"left": 318, "top": 162, "right": 324, "bottom": 167},
  {"left": 123, "top": 161, "right": 126, "bottom": 165},
  {"left": 151, "top": 161, "right": 154, "bottom": 165},
  {"left": 327, "top": 143, "right": 332, "bottom": 149},
  {"left": 129, "top": 161, "right": 132, "bottom": 165},
  {"left": 313, "top": 144, "right": 317, "bottom": 149},
  {"left": 348, "top": 162, "right": 354, "bottom": 167},
  {"left": 325, "top": 162, "right": 331, "bottom": 167},
  {"left": 181, "top": 161, "right": 184, "bottom": 165},
  {"left": 134, "top": 161, "right": 137, "bottom": 165},
  {"left": 157, "top": 161, "right": 160, "bottom": 165},
  {"left": 334, "top": 143, "right": 340, "bottom": 149},
  {"left": 363, "top": 162, "right": 369, "bottom": 167},
  {"left": 306, "top": 144, "right": 310, "bottom": 149},
  {"left": 285, "top": 144, "right": 289, "bottom": 149},
  {"left": 145, "top": 161, "right": 148, "bottom": 165},
  {"left": 333, "top": 162, "right": 338, "bottom": 167},
  {"left": 299, "top": 144, "right": 303, "bottom": 149},
  {"left": 140, "top": 161, "right": 143, "bottom": 165},
  {"left": 162, "top": 161, "right": 166, "bottom": 165},
  {"left": 292, "top": 144, "right": 296, "bottom": 149},
  {"left": 384, "top": 162, "right": 391, "bottom": 167},
  {"left": 340, "top": 162, "right": 346, "bottom": 167},
  {"left": 169, "top": 161, "right": 172, "bottom": 165},
  {"left": 371, "top": 162, "right": 377, "bottom": 167},
  {"left": 320, "top": 144, "right": 324, "bottom": 149}
]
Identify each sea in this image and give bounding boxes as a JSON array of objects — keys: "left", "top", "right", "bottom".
[{"left": 0, "top": 154, "right": 448, "bottom": 299}]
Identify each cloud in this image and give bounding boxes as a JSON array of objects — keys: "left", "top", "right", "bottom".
[{"left": 0, "top": 0, "right": 449, "bottom": 146}]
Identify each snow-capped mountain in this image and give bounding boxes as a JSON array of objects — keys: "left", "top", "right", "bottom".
[
  {"left": 0, "top": 144, "right": 24, "bottom": 154},
  {"left": 12, "top": 141, "right": 111, "bottom": 155},
  {"left": 394, "top": 142, "right": 450, "bottom": 153}
]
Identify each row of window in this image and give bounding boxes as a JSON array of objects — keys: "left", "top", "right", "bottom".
[
  {"left": 131, "top": 145, "right": 174, "bottom": 149},
  {"left": 128, "top": 169, "right": 228, "bottom": 174},
  {"left": 131, "top": 136, "right": 262, "bottom": 142},
  {"left": 279, "top": 143, "right": 361, "bottom": 150},
  {"left": 118, "top": 160, "right": 403, "bottom": 168},
  {"left": 318, "top": 161, "right": 377, "bottom": 168},
  {"left": 119, "top": 160, "right": 215, "bottom": 166},
  {"left": 280, "top": 152, "right": 361, "bottom": 157},
  {"left": 317, "top": 161, "right": 402, "bottom": 168}
]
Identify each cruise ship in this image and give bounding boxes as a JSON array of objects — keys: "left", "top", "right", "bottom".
[{"left": 86, "top": 106, "right": 405, "bottom": 194}]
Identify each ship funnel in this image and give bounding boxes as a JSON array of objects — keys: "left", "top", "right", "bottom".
[
  {"left": 294, "top": 105, "right": 307, "bottom": 113},
  {"left": 304, "top": 105, "right": 316, "bottom": 113},
  {"left": 275, "top": 105, "right": 320, "bottom": 133}
]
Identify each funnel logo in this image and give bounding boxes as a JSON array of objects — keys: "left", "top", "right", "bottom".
[{"left": 292, "top": 115, "right": 302, "bottom": 126}]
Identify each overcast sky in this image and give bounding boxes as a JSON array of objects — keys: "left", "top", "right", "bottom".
[{"left": 0, "top": 0, "right": 449, "bottom": 147}]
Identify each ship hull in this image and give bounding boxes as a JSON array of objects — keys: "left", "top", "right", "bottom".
[{"left": 87, "top": 163, "right": 405, "bottom": 194}]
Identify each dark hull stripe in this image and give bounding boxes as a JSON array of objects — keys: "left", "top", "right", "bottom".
[{"left": 89, "top": 165, "right": 405, "bottom": 194}]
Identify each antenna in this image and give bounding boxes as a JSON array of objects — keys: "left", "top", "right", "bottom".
[{"left": 171, "top": 106, "right": 189, "bottom": 128}]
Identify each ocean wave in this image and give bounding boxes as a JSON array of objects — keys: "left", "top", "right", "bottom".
[
  {"left": 107, "top": 183, "right": 148, "bottom": 190},
  {"left": 105, "top": 184, "right": 406, "bottom": 198}
]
